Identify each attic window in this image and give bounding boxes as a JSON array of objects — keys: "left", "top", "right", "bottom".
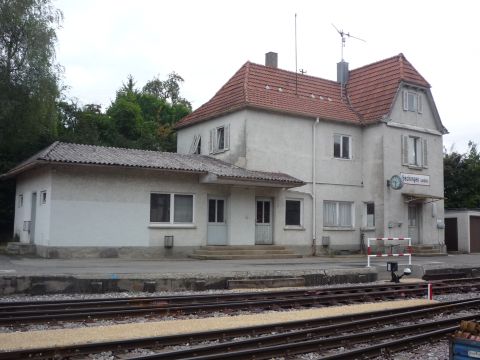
[
  {"left": 311, "top": 94, "right": 315, "bottom": 98},
  {"left": 265, "top": 85, "right": 270, "bottom": 90},
  {"left": 403, "top": 90, "right": 423, "bottom": 113},
  {"left": 327, "top": 97, "right": 332, "bottom": 102},
  {"left": 319, "top": 96, "right": 324, "bottom": 100},
  {"left": 278, "top": 87, "right": 283, "bottom": 92}
]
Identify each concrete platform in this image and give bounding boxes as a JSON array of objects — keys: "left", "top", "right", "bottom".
[{"left": 1, "top": 253, "right": 480, "bottom": 295}]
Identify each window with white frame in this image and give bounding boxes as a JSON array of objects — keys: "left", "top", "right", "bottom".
[
  {"left": 18, "top": 194, "right": 23, "bottom": 208},
  {"left": 333, "top": 134, "right": 351, "bottom": 159},
  {"left": 403, "top": 90, "right": 423, "bottom": 113},
  {"left": 364, "top": 202, "right": 375, "bottom": 228},
  {"left": 209, "top": 124, "right": 230, "bottom": 153},
  {"left": 285, "top": 199, "right": 302, "bottom": 226},
  {"left": 323, "top": 201, "right": 354, "bottom": 228},
  {"left": 40, "top": 190, "right": 47, "bottom": 205},
  {"left": 402, "top": 135, "right": 428, "bottom": 168},
  {"left": 150, "top": 193, "right": 194, "bottom": 223}
]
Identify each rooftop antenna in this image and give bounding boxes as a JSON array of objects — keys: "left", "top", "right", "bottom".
[
  {"left": 331, "top": 24, "right": 365, "bottom": 61},
  {"left": 295, "top": 13, "right": 298, "bottom": 95}
]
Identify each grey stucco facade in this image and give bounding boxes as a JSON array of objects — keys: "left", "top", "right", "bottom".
[{"left": 177, "top": 85, "right": 446, "bottom": 254}]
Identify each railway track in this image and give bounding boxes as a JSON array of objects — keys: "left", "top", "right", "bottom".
[
  {"left": 1, "top": 298, "right": 479, "bottom": 359},
  {"left": 1, "top": 277, "right": 479, "bottom": 326}
]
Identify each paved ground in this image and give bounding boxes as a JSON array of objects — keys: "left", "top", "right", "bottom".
[{"left": 0, "top": 253, "right": 479, "bottom": 278}]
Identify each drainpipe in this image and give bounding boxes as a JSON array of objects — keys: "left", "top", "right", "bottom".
[{"left": 312, "top": 117, "right": 319, "bottom": 256}]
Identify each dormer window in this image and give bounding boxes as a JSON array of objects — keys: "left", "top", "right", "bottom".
[
  {"left": 403, "top": 90, "right": 423, "bottom": 113},
  {"left": 209, "top": 124, "right": 230, "bottom": 154}
]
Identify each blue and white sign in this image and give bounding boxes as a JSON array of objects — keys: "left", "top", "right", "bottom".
[{"left": 400, "top": 173, "right": 430, "bottom": 186}]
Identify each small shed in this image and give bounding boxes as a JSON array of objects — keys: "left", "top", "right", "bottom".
[{"left": 445, "top": 209, "right": 480, "bottom": 253}]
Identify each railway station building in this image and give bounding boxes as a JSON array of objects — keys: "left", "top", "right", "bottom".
[{"left": 3, "top": 53, "right": 448, "bottom": 258}]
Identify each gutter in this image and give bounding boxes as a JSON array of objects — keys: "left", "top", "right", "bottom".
[{"left": 312, "top": 117, "right": 319, "bottom": 255}]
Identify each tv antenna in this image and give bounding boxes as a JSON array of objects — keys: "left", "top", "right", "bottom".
[{"left": 332, "top": 24, "right": 365, "bottom": 61}]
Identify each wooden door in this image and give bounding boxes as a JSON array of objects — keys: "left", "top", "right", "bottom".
[
  {"left": 470, "top": 216, "right": 480, "bottom": 253},
  {"left": 445, "top": 218, "right": 458, "bottom": 251}
]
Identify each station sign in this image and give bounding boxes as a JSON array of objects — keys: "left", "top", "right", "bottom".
[{"left": 400, "top": 173, "right": 430, "bottom": 186}]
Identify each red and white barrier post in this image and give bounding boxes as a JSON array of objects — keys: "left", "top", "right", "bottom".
[
  {"left": 427, "top": 283, "right": 433, "bottom": 300},
  {"left": 366, "top": 237, "right": 412, "bottom": 267}
]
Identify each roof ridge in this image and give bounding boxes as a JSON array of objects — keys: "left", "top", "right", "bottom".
[
  {"left": 53, "top": 141, "right": 192, "bottom": 157},
  {"left": 247, "top": 61, "right": 341, "bottom": 86},
  {"left": 350, "top": 53, "right": 404, "bottom": 73},
  {"left": 398, "top": 53, "right": 405, "bottom": 79},
  {"left": 244, "top": 61, "right": 251, "bottom": 104}
]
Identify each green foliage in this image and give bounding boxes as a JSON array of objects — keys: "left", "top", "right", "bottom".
[
  {"left": 0, "top": 1, "right": 192, "bottom": 234},
  {"left": 444, "top": 141, "right": 480, "bottom": 208},
  {"left": 0, "top": 0, "right": 62, "bottom": 233},
  {"left": 57, "top": 74, "right": 190, "bottom": 152}
]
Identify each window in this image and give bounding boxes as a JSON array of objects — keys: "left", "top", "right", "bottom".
[
  {"left": 285, "top": 199, "right": 302, "bottom": 226},
  {"left": 256, "top": 200, "right": 271, "bottom": 224},
  {"left": 209, "top": 124, "right": 230, "bottom": 153},
  {"left": 217, "top": 127, "right": 225, "bottom": 150},
  {"left": 323, "top": 201, "right": 354, "bottom": 228},
  {"left": 403, "top": 90, "right": 423, "bottom": 113},
  {"left": 40, "top": 191, "right": 47, "bottom": 205},
  {"left": 364, "top": 202, "right": 375, "bottom": 228},
  {"left": 189, "top": 135, "right": 201, "bottom": 154},
  {"left": 333, "top": 134, "right": 351, "bottom": 159},
  {"left": 402, "top": 135, "right": 428, "bottom": 168},
  {"left": 150, "top": 193, "right": 194, "bottom": 223},
  {"left": 208, "top": 199, "right": 225, "bottom": 223},
  {"left": 18, "top": 194, "right": 23, "bottom": 208}
]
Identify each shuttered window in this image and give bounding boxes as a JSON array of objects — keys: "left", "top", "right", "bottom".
[
  {"left": 401, "top": 135, "right": 428, "bottom": 168},
  {"left": 209, "top": 124, "right": 230, "bottom": 154},
  {"left": 403, "top": 90, "right": 423, "bottom": 114}
]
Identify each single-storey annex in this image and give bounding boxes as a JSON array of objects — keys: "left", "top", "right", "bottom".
[{"left": 3, "top": 142, "right": 303, "bottom": 258}]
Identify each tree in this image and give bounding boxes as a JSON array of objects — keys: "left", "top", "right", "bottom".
[
  {"left": 0, "top": 0, "right": 62, "bottom": 237},
  {"left": 143, "top": 72, "right": 192, "bottom": 109},
  {"left": 444, "top": 141, "right": 480, "bottom": 208}
]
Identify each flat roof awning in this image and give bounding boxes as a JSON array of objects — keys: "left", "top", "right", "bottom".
[{"left": 402, "top": 193, "right": 445, "bottom": 204}]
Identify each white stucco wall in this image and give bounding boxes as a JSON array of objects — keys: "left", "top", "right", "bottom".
[
  {"left": 381, "top": 86, "right": 445, "bottom": 245},
  {"left": 176, "top": 111, "right": 247, "bottom": 166},
  {"left": 48, "top": 166, "right": 238, "bottom": 250},
  {"left": 14, "top": 168, "right": 52, "bottom": 246},
  {"left": 445, "top": 210, "right": 480, "bottom": 253}
]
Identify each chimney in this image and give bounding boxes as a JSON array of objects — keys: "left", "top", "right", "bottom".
[
  {"left": 265, "top": 52, "right": 278, "bottom": 68},
  {"left": 337, "top": 60, "right": 349, "bottom": 85}
]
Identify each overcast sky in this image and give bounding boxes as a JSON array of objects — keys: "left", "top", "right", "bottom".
[{"left": 55, "top": 0, "right": 479, "bottom": 153}]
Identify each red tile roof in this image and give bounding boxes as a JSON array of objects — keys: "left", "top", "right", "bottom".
[
  {"left": 175, "top": 53, "right": 431, "bottom": 129},
  {"left": 347, "top": 53, "right": 430, "bottom": 124}
]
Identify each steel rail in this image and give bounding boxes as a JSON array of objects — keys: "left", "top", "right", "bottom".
[
  {"left": 1, "top": 298, "right": 479, "bottom": 360},
  {"left": 0, "top": 281, "right": 428, "bottom": 312},
  {"left": 0, "top": 286, "right": 430, "bottom": 325},
  {"left": 2, "top": 279, "right": 480, "bottom": 325},
  {"left": 2, "top": 276, "right": 479, "bottom": 311},
  {"left": 131, "top": 305, "right": 480, "bottom": 359}
]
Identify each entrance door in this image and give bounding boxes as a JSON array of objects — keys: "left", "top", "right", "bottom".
[
  {"left": 408, "top": 204, "right": 421, "bottom": 244},
  {"left": 30, "top": 192, "right": 37, "bottom": 244},
  {"left": 255, "top": 198, "right": 273, "bottom": 245},
  {"left": 445, "top": 218, "right": 458, "bottom": 251},
  {"left": 207, "top": 197, "right": 227, "bottom": 245},
  {"left": 470, "top": 216, "right": 480, "bottom": 253}
]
